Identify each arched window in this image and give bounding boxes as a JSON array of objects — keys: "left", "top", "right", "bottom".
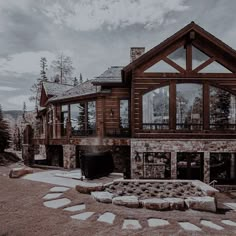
[
  {"left": 210, "top": 86, "right": 236, "bottom": 130},
  {"left": 142, "top": 86, "right": 169, "bottom": 130},
  {"left": 176, "top": 84, "right": 203, "bottom": 130}
]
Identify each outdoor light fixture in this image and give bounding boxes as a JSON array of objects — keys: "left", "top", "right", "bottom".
[{"left": 110, "top": 108, "right": 114, "bottom": 117}]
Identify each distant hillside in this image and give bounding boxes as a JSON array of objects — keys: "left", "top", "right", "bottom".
[{"left": 3, "top": 110, "right": 23, "bottom": 120}]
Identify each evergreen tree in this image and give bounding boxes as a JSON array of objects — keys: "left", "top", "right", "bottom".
[
  {"left": 13, "top": 124, "right": 22, "bottom": 151},
  {"left": 0, "top": 105, "right": 11, "bottom": 152},
  {"left": 22, "top": 102, "right": 27, "bottom": 122},
  {"left": 29, "top": 57, "right": 48, "bottom": 107},
  {"left": 73, "top": 77, "right": 78, "bottom": 86},
  {"left": 79, "top": 73, "right": 83, "bottom": 84},
  {"left": 40, "top": 57, "right": 48, "bottom": 81}
]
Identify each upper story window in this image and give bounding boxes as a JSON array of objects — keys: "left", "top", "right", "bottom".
[
  {"left": 210, "top": 86, "right": 236, "bottom": 130},
  {"left": 120, "top": 100, "right": 129, "bottom": 128},
  {"left": 142, "top": 86, "right": 169, "bottom": 130},
  {"left": 176, "top": 84, "right": 203, "bottom": 130},
  {"left": 70, "top": 101, "right": 96, "bottom": 136}
]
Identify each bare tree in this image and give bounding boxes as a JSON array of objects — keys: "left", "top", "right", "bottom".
[{"left": 51, "top": 53, "right": 74, "bottom": 84}]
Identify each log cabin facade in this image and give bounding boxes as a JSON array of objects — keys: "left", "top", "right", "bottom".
[{"left": 27, "top": 22, "right": 236, "bottom": 184}]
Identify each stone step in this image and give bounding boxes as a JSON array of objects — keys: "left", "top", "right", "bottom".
[
  {"left": 97, "top": 212, "right": 116, "bottom": 224},
  {"left": 63, "top": 204, "right": 86, "bottom": 212},
  {"left": 122, "top": 219, "right": 142, "bottom": 230},
  {"left": 43, "top": 198, "right": 71, "bottom": 209},
  {"left": 200, "top": 220, "right": 224, "bottom": 230},
  {"left": 71, "top": 212, "right": 95, "bottom": 221},
  {"left": 178, "top": 222, "right": 202, "bottom": 231}
]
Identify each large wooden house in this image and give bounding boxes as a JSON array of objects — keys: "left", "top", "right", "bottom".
[{"left": 26, "top": 22, "right": 236, "bottom": 184}]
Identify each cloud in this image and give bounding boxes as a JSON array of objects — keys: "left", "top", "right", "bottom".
[
  {"left": 7, "top": 94, "right": 34, "bottom": 110},
  {"left": 0, "top": 86, "right": 19, "bottom": 92},
  {"left": 44, "top": 0, "right": 188, "bottom": 31},
  {"left": 0, "top": 51, "right": 55, "bottom": 75}
]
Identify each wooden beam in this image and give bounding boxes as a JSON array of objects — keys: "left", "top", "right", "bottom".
[
  {"left": 163, "top": 57, "right": 185, "bottom": 73},
  {"left": 193, "top": 57, "right": 215, "bottom": 73},
  {"left": 138, "top": 72, "right": 236, "bottom": 78},
  {"left": 186, "top": 43, "right": 192, "bottom": 72},
  {"left": 169, "top": 81, "right": 176, "bottom": 130},
  {"left": 203, "top": 83, "right": 209, "bottom": 130}
]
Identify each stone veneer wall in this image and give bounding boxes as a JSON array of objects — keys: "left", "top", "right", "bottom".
[{"left": 131, "top": 139, "right": 236, "bottom": 183}]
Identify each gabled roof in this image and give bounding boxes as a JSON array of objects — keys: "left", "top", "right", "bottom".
[
  {"left": 42, "top": 81, "right": 73, "bottom": 96},
  {"left": 122, "top": 21, "right": 236, "bottom": 81},
  {"left": 49, "top": 80, "right": 101, "bottom": 102},
  {"left": 92, "top": 66, "right": 123, "bottom": 85}
]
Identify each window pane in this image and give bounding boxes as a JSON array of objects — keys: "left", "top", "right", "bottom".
[
  {"left": 120, "top": 100, "right": 129, "bottom": 128},
  {"left": 210, "top": 86, "right": 236, "bottom": 130},
  {"left": 143, "top": 86, "right": 169, "bottom": 130},
  {"left": 176, "top": 84, "right": 203, "bottom": 130},
  {"left": 88, "top": 101, "right": 96, "bottom": 130},
  {"left": 61, "top": 105, "right": 68, "bottom": 136},
  {"left": 70, "top": 103, "right": 85, "bottom": 133}
]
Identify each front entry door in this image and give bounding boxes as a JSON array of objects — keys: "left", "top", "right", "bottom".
[{"left": 177, "top": 152, "right": 204, "bottom": 181}]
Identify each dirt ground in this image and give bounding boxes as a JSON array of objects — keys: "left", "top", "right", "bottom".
[{"left": 1, "top": 164, "right": 236, "bottom": 236}]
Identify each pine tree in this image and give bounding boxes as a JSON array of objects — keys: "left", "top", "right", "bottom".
[
  {"left": 30, "top": 57, "right": 48, "bottom": 107},
  {"left": 79, "top": 73, "right": 83, "bottom": 84},
  {"left": 40, "top": 57, "right": 48, "bottom": 81},
  {"left": 22, "top": 102, "right": 27, "bottom": 122},
  {"left": 73, "top": 77, "right": 78, "bottom": 86},
  {"left": 0, "top": 105, "right": 11, "bottom": 152}
]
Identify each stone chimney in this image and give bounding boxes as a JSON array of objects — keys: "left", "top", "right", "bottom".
[{"left": 130, "top": 47, "right": 145, "bottom": 62}]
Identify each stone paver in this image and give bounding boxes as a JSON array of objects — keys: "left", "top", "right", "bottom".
[
  {"left": 71, "top": 212, "right": 95, "bottom": 221},
  {"left": 122, "top": 219, "right": 142, "bottom": 230},
  {"left": 50, "top": 186, "right": 70, "bottom": 192},
  {"left": 148, "top": 218, "right": 169, "bottom": 227},
  {"left": 224, "top": 203, "right": 236, "bottom": 210},
  {"left": 97, "top": 212, "right": 116, "bottom": 224},
  {"left": 91, "top": 191, "right": 113, "bottom": 203},
  {"left": 179, "top": 222, "right": 202, "bottom": 231},
  {"left": 43, "top": 193, "right": 63, "bottom": 200},
  {"left": 63, "top": 204, "right": 86, "bottom": 212},
  {"left": 43, "top": 198, "right": 71, "bottom": 209},
  {"left": 221, "top": 219, "right": 236, "bottom": 227},
  {"left": 200, "top": 220, "right": 224, "bottom": 230}
]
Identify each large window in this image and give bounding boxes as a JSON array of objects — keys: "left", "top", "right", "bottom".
[
  {"left": 176, "top": 84, "right": 203, "bottom": 130},
  {"left": 210, "top": 86, "right": 236, "bottom": 130},
  {"left": 120, "top": 100, "right": 129, "bottom": 128},
  {"left": 70, "top": 101, "right": 96, "bottom": 136},
  {"left": 142, "top": 86, "right": 169, "bottom": 130},
  {"left": 61, "top": 105, "right": 68, "bottom": 136}
]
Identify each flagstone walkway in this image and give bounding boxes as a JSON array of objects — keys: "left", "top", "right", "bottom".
[{"left": 40, "top": 185, "right": 236, "bottom": 234}]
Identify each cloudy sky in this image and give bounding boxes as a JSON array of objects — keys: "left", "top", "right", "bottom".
[{"left": 0, "top": 0, "right": 235, "bottom": 110}]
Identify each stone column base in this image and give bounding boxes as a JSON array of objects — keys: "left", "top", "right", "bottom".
[{"left": 63, "top": 145, "right": 76, "bottom": 169}]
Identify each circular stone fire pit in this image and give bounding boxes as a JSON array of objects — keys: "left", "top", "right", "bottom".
[
  {"left": 104, "top": 181, "right": 205, "bottom": 199},
  {"left": 75, "top": 180, "right": 218, "bottom": 212}
]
